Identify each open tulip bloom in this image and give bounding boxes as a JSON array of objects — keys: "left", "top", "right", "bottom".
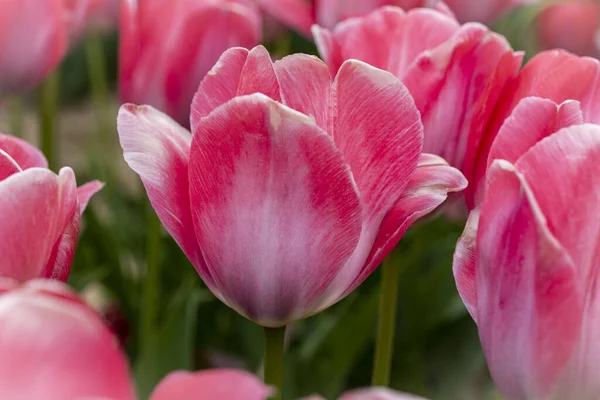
[
  {"left": 0, "top": 133, "right": 103, "bottom": 282},
  {"left": 454, "top": 94, "right": 600, "bottom": 398},
  {"left": 118, "top": 45, "right": 466, "bottom": 328}
]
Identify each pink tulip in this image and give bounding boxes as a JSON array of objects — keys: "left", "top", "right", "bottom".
[
  {"left": 118, "top": 45, "right": 467, "bottom": 327},
  {"left": 0, "top": 279, "right": 136, "bottom": 399},
  {"left": 536, "top": 0, "right": 600, "bottom": 56},
  {"left": 119, "top": 0, "right": 262, "bottom": 126},
  {"left": 314, "top": 6, "right": 521, "bottom": 215},
  {"left": 0, "top": 0, "right": 69, "bottom": 95},
  {"left": 454, "top": 107, "right": 600, "bottom": 399},
  {"left": 0, "top": 133, "right": 103, "bottom": 282},
  {"left": 466, "top": 50, "right": 600, "bottom": 209},
  {"left": 150, "top": 369, "right": 273, "bottom": 400}
]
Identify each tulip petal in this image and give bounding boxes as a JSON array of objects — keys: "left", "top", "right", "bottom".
[
  {"left": 0, "top": 280, "right": 135, "bottom": 400},
  {"left": 117, "top": 104, "right": 215, "bottom": 289},
  {"left": 0, "top": 168, "right": 78, "bottom": 282},
  {"left": 514, "top": 124, "right": 600, "bottom": 288},
  {"left": 313, "top": 7, "right": 459, "bottom": 75},
  {"left": 190, "top": 47, "right": 249, "bottom": 129},
  {"left": 77, "top": 180, "right": 105, "bottom": 215},
  {"left": 347, "top": 154, "right": 467, "bottom": 294},
  {"left": 0, "top": 150, "right": 21, "bottom": 180},
  {"left": 317, "top": 60, "right": 423, "bottom": 300},
  {"left": 0, "top": 133, "right": 48, "bottom": 169},
  {"left": 188, "top": 94, "right": 362, "bottom": 326},
  {"left": 476, "top": 160, "right": 582, "bottom": 400},
  {"left": 452, "top": 208, "right": 479, "bottom": 321},
  {"left": 150, "top": 369, "right": 272, "bottom": 400},
  {"left": 340, "top": 387, "right": 428, "bottom": 400},
  {"left": 274, "top": 54, "right": 332, "bottom": 132},
  {"left": 190, "top": 46, "right": 281, "bottom": 132},
  {"left": 41, "top": 168, "right": 80, "bottom": 282},
  {"left": 488, "top": 97, "right": 583, "bottom": 170}
]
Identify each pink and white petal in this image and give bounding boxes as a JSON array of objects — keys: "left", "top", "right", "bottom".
[
  {"left": 273, "top": 54, "right": 332, "bottom": 132},
  {"left": 452, "top": 208, "right": 479, "bottom": 321},
  {"left": 77, "top": 180, "right": 104, "bottom": 215},
  {"left": 40, "top": 168, "right": 80, "bottom": 282},
  {"left": 236, "top": 45, "right": 281, "bottom": 101},
  {"left": 0, "top": 280, "right": 135, "bottom": 400},
  {"left": 0, "top": 150, "right": 21, "bottom": 181},
  {"left": 255, "top": 0, "right": 314, "bottom": 36},
  {"left": 189, "top": 94, "right": 362, "bottom": 326},
  {"left": 340, "top": 387, "right": 429, "bottom": 400},
  {"left": 0, "top": 133, "right": 48, "bottom": 169},
  {"left": 314, "top": 7, "right": 459, "bottom": 76},
  {"left": 163, "top": 2, "right": 262, "bottom": 125},
  {"left": 190, "top": 47, "right": 250, "bottom": 130},
  {"left": 476, "top": 160, "right": 582, "bottom": 400},
  {"left": 0, "top": 169, "right": 77, "bottom": 282},
  {"left": 150, "top": 369, "right": 272, "bottom": 400},
  {"left": 514, "top": 124, "right": 600, "bottom": 289},
  {"left": 342, "top": 154, "right": 467, "bottom": 296},
  {"left": 487, "top": 97, "right": 583, "bottom": 169},
  {"left": 117, "top": 104, "right": 215, "bottom": 288},
  {"left": 318, "top": 60, "right": 423, "bottom": 301}
]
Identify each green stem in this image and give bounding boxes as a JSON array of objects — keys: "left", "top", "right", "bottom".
[
  {"left": 84, "top": 32, "right": 111, "bottom": 155},
  {"left": 38, "top": 70, "right": 60, "bottom": 170},
  {"left": 140, "top": 207, "right": 162, "bottom": 354},
  {"left": 264, "top": 326, "right": 286, "bottom": 400},
  {"left": 372, "top": 250, "right": 402, "bottom": 386},
  {"left": 8, "top": 97, "right": 23, "bottom": 138}
]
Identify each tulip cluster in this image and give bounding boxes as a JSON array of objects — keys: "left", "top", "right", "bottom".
[{"left": 1, "top": 0, "right": 600, "bottom": 400}]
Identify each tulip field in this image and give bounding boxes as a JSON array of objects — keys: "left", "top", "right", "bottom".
[{"left": 1, "top": 1, "right": 599, "bottom": 399}]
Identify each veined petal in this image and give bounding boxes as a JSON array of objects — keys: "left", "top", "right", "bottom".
[
  {"left": 320, "top": 60, "right": 423, "bottom": 300},
  {"left": 150, "top": 369, "right": 272, "bottom": 400},
  {"left": 273, "top": 54, "right": 332, "bottom": 132},
  {"left": 453, "top": 208, "right": 479, "bottom": 321},
  {"left": 0, "top": 168, "right": 77, "bottom": 282},
  {"left": 313, "top": 7, "right": 459, "bottom": 75},
  {"left": 0, "top": 280, "right": 135, "bottom": 400},
  {"left": 487, "top": 97, "right": 583, "bottom": 170},
  {"left": 190, "top": 46, "right": 280, "bottom": 132},
  {"left": 476, "top": 160, "right": 582, "bottom": 400},
  {"left": 514, "top": 124, "right": 600, "bottom": 295},
  {"left": 188, "top": 94, "right": 362, "bottom": 326},
  {"left": 40, "top": 168, "right": 80, "bottom": 282},
  {"left": 0, "top": 133, "right": 48, "bottom": 169},
  {"left": 77, "top": 180, "right": 105, "bottom": 215},
  {"left": 345, "top": 154, "right": 467, "bottom": 295},
  {"left": 117, "top": 104, "right": 214, "bottom": 289}
]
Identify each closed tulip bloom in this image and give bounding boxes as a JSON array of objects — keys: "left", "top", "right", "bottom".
[
  {"left": 0, "top": 279, "right": 136, "bottom": 400},
  {"left": 467, "top": 50, "right": 600, "bottom": 208},
  {"left": 150, "top": 369, "right": 273, "bottom": 400},
  {"left": 119, "top": 0, "right": 262, "bottom": 126},
  {"left": 536, "top": 0, "right": 600, "bottom": 56},
  {"left": 0, "top": 0, "right": 69, "bottom": 95},
  {"left": 454, "top": 112, "right": 600, "bottom": 398},
  {"left": 0, "top": 133, "right": 103, "bottom": 282},
  {"left": 118, "top": 45, "right": 466, "bottom": 327},
  {"left": 339, "top": 388, "right": 428, "bottom": 400},
  {"left": 314, "top": 6, "right": 520, "bottom": 214}
]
